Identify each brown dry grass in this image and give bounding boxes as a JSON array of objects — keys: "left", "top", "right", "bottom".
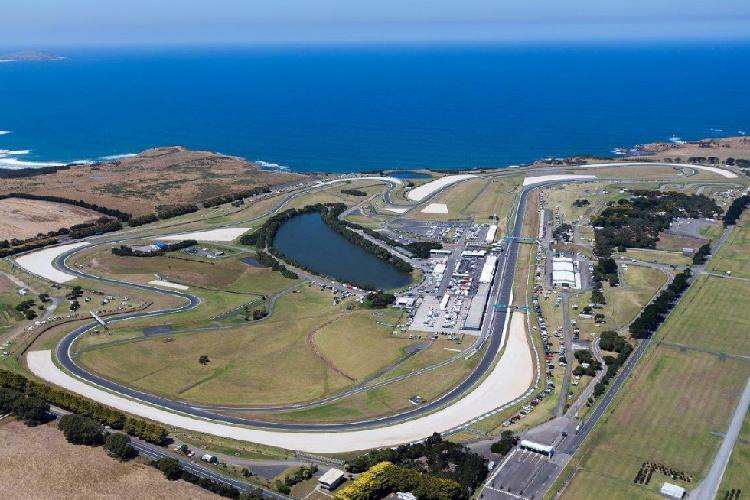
[
  {"left": 0, "top": 419, "right": 221, "bottom": 499},
  {"left": 0, "top": 197, "right": 101, "bottom": 240},
  {"left": 0, "top": 147, "right": 306, "bottom": 216}
]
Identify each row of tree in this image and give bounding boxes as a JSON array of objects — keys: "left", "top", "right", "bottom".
[
  {"left": 202, "top": 186, "right": 270, "bottom": 208},
  {"left": 592, "top": 331, "right": 633, "bottom": 398},
  {"left": 723, "top": 195, "right": 750, "bottom": 226},
  {"left": 152, "top": 457, "right": 264, "bottom": 500},
  {"left": 69, "top": 219, "right": 122, "bottom": 239},
  {"left": 0, "top": 368, "right": 169, "bottom": 445},
  {"left": 341, "top": 188, "right": 368, "bottom": 196},
  {"left": 629, "top": 269, "right": 692, "bottom": 339},
  {"left": 258, "top": 249, "right": 300, "bottom": 280},
  {"left": 692, "top": 243, "right": 711, "bottom": 265}
]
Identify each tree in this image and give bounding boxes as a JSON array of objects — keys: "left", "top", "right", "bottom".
[
  {"left": 11, "top": 396, "right": 51, "bottom": 426},
  {"left": 58, "top": 414, "right": 104, "bottom": 446},
  {"left": 104, "top": 433, "right": 138, "bottom": 460},
  {"left": 0, "top": 387, "right": 22, "bottom": 413},
  {"left": 241, "top": 468, "right": 252, "bottom": 477},
  {"left": 276, "top": 480, "right": 291, "bottom": 495},
  {"left": 199, "top": 355, "right": 210, "bottom": 365},
  {"left": 154, "top": 457, "right": 183, "bottom": 481},
  {"left": 240, "top": 490, "right": 264, "bottom": 500},
  {"left": 490, "top": 431, "right": 517, "bottom": 456}
]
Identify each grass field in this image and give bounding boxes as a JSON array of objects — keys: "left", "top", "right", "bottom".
[
  {"left": 698, "top": 223, "right": 725, "bottom": 243},
  {"left": 655, "top": 232, "right": 706, "bottom": 252},
  {"left": 560, "top": 346, "right": 750, "bottom": 499},
  {"left": 246, "top": 347, "right": 483, "bottom": 423},
  {"left": 622, "top": 248, "right": 692, "bottom": 267},
  {"left": 708, "top": 215, "right": 750, "bottom": 278},
  {"left": 573, "top": 265, "right": 666, "bottom": 332},
  {"left": 77, "top": 287, "right": 420, "bottom": 406},
  {"left": 656, "top": 275, "right": 750, "bottom": 357},
  {"left": 560, "top": 469, "right": 662, "bottom": 500},
  {"left": 462, "top": 175, "right": 523, "bottom": 229},
  {"left": 717, "top": 413, "right": 750, "bottom": 499},
  {"left": 0, "top": 418, "right": 221, "bottom": 500}
]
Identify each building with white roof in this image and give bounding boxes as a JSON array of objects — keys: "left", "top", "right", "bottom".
[
  {"left": 552, "top": 257, "right": 578, "bottom": 288},
  {"left": 319, "top": 468, "right": 346, "bottom": 490}
]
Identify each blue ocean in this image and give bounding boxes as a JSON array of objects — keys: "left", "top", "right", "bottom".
[{"left": 1, "top": 43, "right": 749, "bottom": 173}]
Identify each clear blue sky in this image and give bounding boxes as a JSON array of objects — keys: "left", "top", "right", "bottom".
[{"left": 2, "top": 0, "right": 750, "bottom": 47}]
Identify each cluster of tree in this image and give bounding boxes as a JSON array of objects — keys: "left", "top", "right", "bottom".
[
  {"left": 0, "top": 368, "right": 169, "bottom": 445},
  {"left": 591, "top": 191, "right": 720, "bottom": 257},
  {"left": 275, "top": 465, "right": 319, "bottom": 494},
  {"left": 152, "top": 457, "right": 264, "bottom": 500},
  {"left": 156, "top": 203, "right": 199, "bottom": 220},
  {"left": 202, "top": 186, "right": 271, "bottom": 208},
  {"left": 346, "top": 433, "right": 487, "bottom": 497},
  {"left": 404, "top": 242, "right": 443, "bottom": 258},
  {"left": 489, "top": 431, "right": 518, "bottom": 456},
  {"left": 573, "top": 350, "right": 602, "bottom": 377},
  {"left": 0, "top": 236, "right": 59, "bottom": 258},
  {"left": 572, "top": 198, "right": 590, "bottom": 207},
  {"left": 692, "top": 243, "right": 711, "bottom": 265},
  {"left": 723, "top": 195, "right": 750, "bottom": 226},
  {"left": 599, "top": 330, "right": 627, "bottom": 352},
  {"left": 111, "top": 239, "right": 197, "bottom": 257},
  {"left": 553, "top": 223, "right": 573, "bottom": 243},
  {"left": 0, "top": 387, "right": 52, "bottom": 426},
  {"left": 593, "top": 257, "right": 619, "bottom": 286},
  {"left": 336, "top": 461, "right": 462, "bottom": 500},
  {"left": 629, "top": 269, "right": 692, "bottom": 339},
  {"left": 69, "top": 219, "right": 122, "bottom": 239},
  {"left": 590, "top": 286, "right": 606, "bottom": 305},
  {"left": 686, "top": 156, "right": 720, "bottom": 164},
  {"left": 592, "top": 332, "right": 633, "bottom": 398},
  {"left": 127, "top": 213, "right": 159, "bottom": 227},
  {"left": 366, "top": 292, "right": 395, "bottom": 308},
  {"left": 58, "top": 414, "right": 137, "bottom": 461},
  {"left": 0, "top": 192, "right": 132, "bottom": 221},
  {"left": 341, "top": 188, "right": 368, "bottom": 196},
  {"left": 243, "top": 305, "right": 267, "bottom": 321},
  {"left": 15, "top": 299, "right": 39, "bottom": 320}
]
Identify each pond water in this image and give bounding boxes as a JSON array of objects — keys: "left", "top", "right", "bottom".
[
  {"left": 272, "top": 213, "right": 412, "bottom": 290},
  {"left": 388, "top": 171, "right": 432, "bottom": 179}
]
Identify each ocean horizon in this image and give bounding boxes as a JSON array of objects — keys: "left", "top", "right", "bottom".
[{"left": 1, "top": 42, "right": 749, "bottom": 173}]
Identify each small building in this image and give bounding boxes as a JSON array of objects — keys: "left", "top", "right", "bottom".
[
  {"left": 17, "top": 287, "right": 28, "bottom": 296},
  {"left": 318, "top": 468, "right": 346, "bottom": 490},
  {"left": 153, "top": 241, "right": 167, "bottom": 250},
  {"left": 659, "top": 482, "right": 686, "bottom": 499},
  {"left": 201, "top": 454, "right": 217, "bottom": 463},
  {"left": 682, "top": 248, "right": 695, "bottom": 257},
  {"left": 395, "top": 297, "right": 416, "bottom": 308},
  {"left": 429, "top": 249, "right": 452, "bottom": 257}
]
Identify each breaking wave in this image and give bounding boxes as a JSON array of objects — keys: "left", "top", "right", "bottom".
[{"left": 255, "top": 160, "right": 291, "bottom": 171}]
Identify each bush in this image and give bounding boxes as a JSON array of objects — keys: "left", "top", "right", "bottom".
[
  {"left": 104, "top": 433, "right": 138, "bottom": 460},
  {"left": 58, "top": 414, "right": 104, "bottom": 446}
]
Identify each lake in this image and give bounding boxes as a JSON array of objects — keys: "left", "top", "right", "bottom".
[{"left": 272, "top": 212, "right": 412, "bottom": 290}]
